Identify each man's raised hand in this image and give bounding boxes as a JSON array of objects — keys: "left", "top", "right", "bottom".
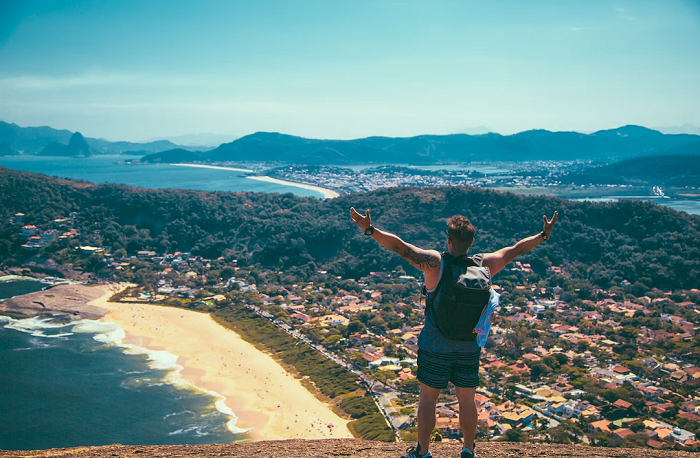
[
  {"left": 350, "top": 207, "right": 371, "bottom": 231},
  {"left": 543, "top": 211, "right": 559, "bottom": 236}
]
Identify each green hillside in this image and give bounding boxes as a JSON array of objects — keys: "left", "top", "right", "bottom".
[
  {"left": 562, "top": 154, "right": 700, "bottom": 187},
  {"left": 1, "top": 167, "right": 698, "bottom": 290},
  {"left": 141, "top": 148, "right": 206, "bottom": 163}
]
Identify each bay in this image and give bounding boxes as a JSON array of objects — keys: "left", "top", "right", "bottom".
[{"left": 0, "top": 155, "right": 325, "bottom": 198}]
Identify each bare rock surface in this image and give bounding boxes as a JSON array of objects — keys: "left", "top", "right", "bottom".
[
  {"left": 0, "top": 283, "right": 107, "bottom": 320},
  {"left": 1, "top": 440, "right": 696, "bottom": 458}
]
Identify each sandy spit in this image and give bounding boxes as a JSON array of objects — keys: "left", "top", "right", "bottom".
[
  {"left": 170, "top": 163, "right": 254, "bottom": 173},
  {"left": 247, "top": 176, "right": 340, "bottom": 199}
]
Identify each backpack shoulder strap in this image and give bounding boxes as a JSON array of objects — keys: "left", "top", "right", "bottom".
[
  {"left": 443, "top": 252, "right": 478, "bottom": 268},
  {"left": 424, "top": 252, "right": 447, "bottom": 312}
]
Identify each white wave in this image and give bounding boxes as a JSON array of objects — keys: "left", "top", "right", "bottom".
[
  {"left": 121, "top": 377, "right": 166, "bottom": 389},
  {"left": 0, "top": 275, "right": 80, "bottom": 285},
  {"left": 195, "top": 386, "right": 250, "bottom": 434},
  {"left": 73, "top": 318, "right": 249, "bottom": 435},
  {"left": 44, "top": 332, "right": 74, "bottom": 338},
  {"left": 164, "top": 410, "right": 195, "bottom": 420},
  {"left": 72, "top": 320, "right": 125, "bottom": 344},
  {"left": 0, "top": 275, "right": 40, "bottom": 282},
  {"left": 3, "top": 316, "right": 73, "bottom": 337},
  {"left": 168, "top": 424, "right": 210, "bottom": 437},
  {"left": 5, "top": 316, "right": 70, "bottom": 330},
  {"left": 0, "top": 316, "right": 11, "bottom": 323}
]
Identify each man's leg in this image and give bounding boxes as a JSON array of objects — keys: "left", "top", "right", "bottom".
[
  {"left": 455, "top": 386, "right": 477, "bottom": 453},
  {"left": 416, "top": 382, "right": 441, "bottom": 455}
]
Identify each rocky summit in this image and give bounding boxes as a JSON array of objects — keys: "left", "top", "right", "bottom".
[{"left": 1, "top": 440, "right": 697, "bottom": 458}]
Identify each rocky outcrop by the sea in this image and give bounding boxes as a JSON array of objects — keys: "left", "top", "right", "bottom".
[{"left": 0, "top": 283, "right": 107, "bottom": 320}]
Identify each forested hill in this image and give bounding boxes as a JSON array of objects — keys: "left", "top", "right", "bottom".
[
  {"left": 1, "top": 167, "right": 699, "bottom": 290},
  {"left": 202, "top": 125, "right": 699, "bottom": 164},
  {"left": 561, "top": 154, "right": 700, "bottom": 187}
]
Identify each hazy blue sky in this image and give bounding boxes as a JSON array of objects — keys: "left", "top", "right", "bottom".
[{"left": 1, "top": 0, "right": 699, "bottom": 141}]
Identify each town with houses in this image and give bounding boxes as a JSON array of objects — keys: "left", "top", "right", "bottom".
[
  {"left": 263, "top": 164, "right": 564, "bottom": 196},
  {"left": 259, "top": 162, "right": 652, "bottom": 197},
  {"left": 7, "top": 210, "right": 700, "bottom": 451}
]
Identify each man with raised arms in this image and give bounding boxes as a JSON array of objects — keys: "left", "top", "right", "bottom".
[{"left": 350, "top": 207, "right": 558, "bottom": 458}]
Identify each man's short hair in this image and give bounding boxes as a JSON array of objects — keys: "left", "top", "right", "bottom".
[{"left": 447, "top": 215, "right": 475, "bottom": 249}]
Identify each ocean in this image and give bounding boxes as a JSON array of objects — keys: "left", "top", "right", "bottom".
[
  {"left": 0, "top": 155, "right": 326, "bottom": 198},
  {"left": 0, "top": 280, "right": 244, "bottom": 450}
]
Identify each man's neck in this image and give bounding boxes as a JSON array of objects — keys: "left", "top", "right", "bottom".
[{"left": 448, "top": 248, "right": 469, "bottom": 257}]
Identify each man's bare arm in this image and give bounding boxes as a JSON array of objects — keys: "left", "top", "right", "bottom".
[
  {"left": 371, "top": 228, "right": 441, "bottom": 272},
  {"left": 482, "top": 211, "right": 558, "bottom": 276},
  {"left": 349, "top": 207, "right": 440, "bottom": 274},
  {"left": 482, "top": 234, "right": 544, "bottom": 276}
]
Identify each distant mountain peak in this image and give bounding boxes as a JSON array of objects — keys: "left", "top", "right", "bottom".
[
  {"left": 454, "top": 126, "right": 495, "bottom": 135},
  {"left": 68, "top": 132, "right": 92, "bottom": 156},
  {"left": 593, "top": 125, "right": 663, "bottom": 137}
]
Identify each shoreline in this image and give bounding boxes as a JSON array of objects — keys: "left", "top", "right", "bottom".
[
  {"left": 247, "top": 175, "right": 340, "bottom": 199},
  {"left": 170, "top": 163, "right": 254, "bottom": 173},
  {"left": 88, "top": 286, "right": 352, "bottom": 441},
  {"left": 168, "top": 163, "right": 339, "bottom": 199}
]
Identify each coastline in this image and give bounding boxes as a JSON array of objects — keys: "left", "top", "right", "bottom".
[
  {"left": 170, "top": 163, "right": 255, "bottom": 173},
  {"left": 167, "top": 163, "right": 339, "bottom": 199},
  {"left": 89, "top": 286, "right": 352, "bottom": 441},
  {"left": 247, "top": 175, "right": 340, "bottom": 199}
]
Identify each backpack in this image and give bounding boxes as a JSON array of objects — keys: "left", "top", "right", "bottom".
[{"left": 425, "top": 252, "right": 492, "bottom": 341}]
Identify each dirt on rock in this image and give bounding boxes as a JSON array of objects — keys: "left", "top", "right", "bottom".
[{"left": 1, "top": 440, "right": 696, "bottom": 458}]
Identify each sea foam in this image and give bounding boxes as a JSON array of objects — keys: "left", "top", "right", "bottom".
[
  {"left": 72, "top": 320, "right": 125, "bottom": 344},
  {"left": 3, "top": 316, "right": 74, "bottom": 338},
  {"left": 71, "top": 319, "right": 248, "bottom": 435},
  {"left": 0, "top": 275, "right": 82, "bottom": 285}
]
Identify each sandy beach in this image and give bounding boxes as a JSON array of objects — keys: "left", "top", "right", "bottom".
[
  {"left": 168, "top": 163, "right": 339, "bottom": 199},
  {"left": 247, "top": 176, "right": 340, "bottom": 199},
  {"left": 90, "top": 285, "right": 352, "bottom": 441},
  {"left": 171, "top": 163, "right": 254, "bottom": 173}
]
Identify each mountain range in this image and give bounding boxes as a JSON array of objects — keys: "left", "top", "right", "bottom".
[
  {"left": 147, "top": 125, "right": 700, "bottom": 165},
  {"left": 0, "top": 121, "right": 199, "bottom": 155},
  {"left": 3, "top": 120, "right": 700, "bottom": 165}
]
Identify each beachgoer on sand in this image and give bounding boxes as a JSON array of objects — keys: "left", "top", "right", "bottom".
[{"left": 350, "top": 208, "right": 558, "bottom": 458}]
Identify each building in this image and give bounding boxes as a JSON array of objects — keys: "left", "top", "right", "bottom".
[
  {"left": 21, "top": 225, "right": 38, "bottom": 237},
  {"left": 589, "top": 419, "right": 612, "bottom": 434}
]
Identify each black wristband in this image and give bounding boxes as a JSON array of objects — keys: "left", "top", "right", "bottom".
[
  {"left": 364, "top": 226, "right": 375, "bottom": 236},
  {"left": 541, "top": 231, "right": 549, "bottom": 241}
]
